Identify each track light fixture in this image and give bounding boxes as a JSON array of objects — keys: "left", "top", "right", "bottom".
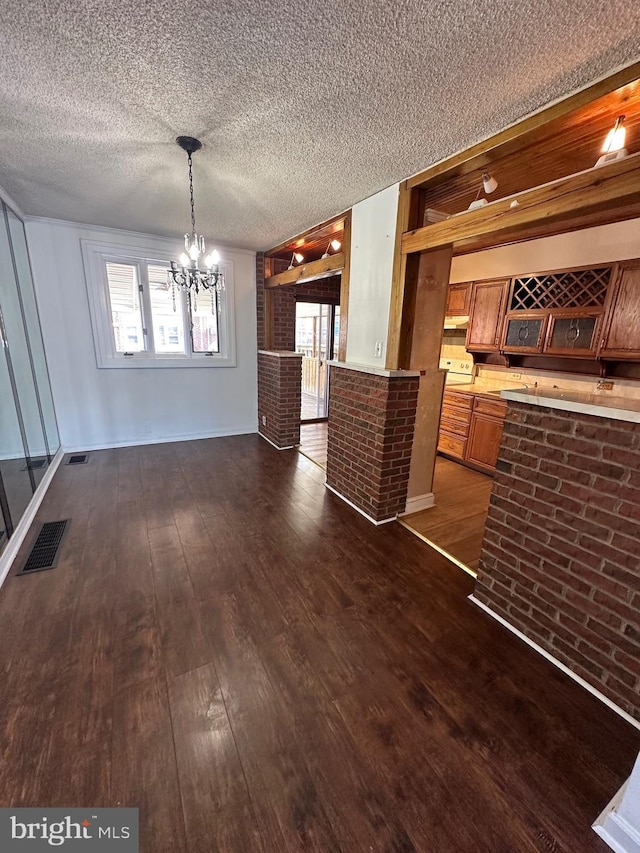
[
  {"left": 595, "top": 115, "right": 628, "bottom": 168},
  {"left": 321, "top": 239, "right": 342, "bottom": 259},
  {"left": 468, "top": 172, "right": 499, "bottom": 210}
]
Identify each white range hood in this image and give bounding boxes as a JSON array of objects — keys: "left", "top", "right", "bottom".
[{"left": 443, "top": 315, "right": 469, "bottom": 330}]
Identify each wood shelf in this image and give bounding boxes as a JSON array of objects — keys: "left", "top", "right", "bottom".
[{"left": 401, "top": 153, "right": 640, "bottom": 256}]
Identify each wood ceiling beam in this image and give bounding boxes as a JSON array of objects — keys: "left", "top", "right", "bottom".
[
  {"left": 406, "top": 61, "right": 640, "bottom": 191},
  {"left": 401, "top": 153, "right": 640, "bottom": 255},
  {"left": 264, "top": 252, "right": 344, "bottom": 288}
]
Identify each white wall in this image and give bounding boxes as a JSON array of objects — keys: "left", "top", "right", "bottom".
[
  {"left": 25, "top": 218, "right": 257, "bottom": 451},
  {"left": 346, "top": 183, "right": 399, "bottom": 366},
  {"left": 450, "top": 217, "right": 640, "bottom": 282}
]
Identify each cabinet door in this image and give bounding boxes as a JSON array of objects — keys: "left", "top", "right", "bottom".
[
  {"left": 466, "top": 414, "right": 504, "bottom": 473},
  {"left": 544, "top": 312, "right": 601, "bottom": 358},
  {"left": 466, "top": 280, "right": 509, "bottom": 352},
  {"left": 446, "top": 282, "right": 471, "bottom": 316},
  {"left": 599, "top": 261, "right": 640, "bottom": 359},
  {"left": 502, "top": 313, "right": 547, "bottom": 354}
]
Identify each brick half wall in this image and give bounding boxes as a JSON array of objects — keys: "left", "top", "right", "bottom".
[
  {"left": 475, "top": 400, "right": 640, "bottom": 721},
  {"left": 257, "top": 352, "right": 302, "bottom": 449},
  {"left": 326, "top": 366, "right": 419, "bottom": 523}
]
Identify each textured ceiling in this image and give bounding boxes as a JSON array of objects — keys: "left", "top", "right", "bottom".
[{"left": 0, "top": 1, "right": 639, "bottom": 251}]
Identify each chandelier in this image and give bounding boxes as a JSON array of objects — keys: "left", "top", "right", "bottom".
[{"left": 169, "top": 136, "right": 224, "bottom": 309}]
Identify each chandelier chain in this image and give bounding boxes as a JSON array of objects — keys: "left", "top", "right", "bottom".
[{"left": 187, "top": 153, "right": 196, "bottom": 236}]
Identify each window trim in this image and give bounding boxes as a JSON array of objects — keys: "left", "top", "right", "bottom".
[{"left": 81, "top": 238, "right": 236, "bottom": 368}]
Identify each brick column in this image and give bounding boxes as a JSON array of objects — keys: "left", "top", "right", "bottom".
[
  {"left": 326, "top": 363, "right": 420, "bottom": 523},
  {"left": 257, "top": 351, "right": 302, "bottom": 449},
  {"left": 474, "top": 399, "right": 640, "bottom": 722}
]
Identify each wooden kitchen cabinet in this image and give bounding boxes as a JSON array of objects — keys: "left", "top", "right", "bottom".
[
  {"left": 466, "top": 397, "right": 508, "bottom": 473},
  {"left": 502, "top": 312, "right": 547, "bottom": 354},
  {"left": 438, "top": 390, "right": 473, "bottom": 460},
  {"left": 466, "top": 279, "right": 509, "bottom": 352},
  {"left": 438, "top": 391, "right": 507, "bottom": 473},
  {"left": 599, "top": 261, "right": 640, "bottom": 359},
  {"left": 446, "top": 282, "right": 472, "bottom": 316}
]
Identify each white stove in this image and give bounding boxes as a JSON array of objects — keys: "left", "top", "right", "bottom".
[{"left": 439, "top": 358, "right": 474, "bottom": 385}]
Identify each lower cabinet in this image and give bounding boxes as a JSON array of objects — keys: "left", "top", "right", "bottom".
[{"left": 438, "top": 391, "right": 507, "bottom": 473}]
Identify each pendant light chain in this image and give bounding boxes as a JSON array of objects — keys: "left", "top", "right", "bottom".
[{"left": 187, "top": 152, "right": 196, "bottom": 237}]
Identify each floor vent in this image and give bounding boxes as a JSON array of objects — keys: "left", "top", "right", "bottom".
[
  {"left": 18, "top": 520, "right": 70, "bottom": 575},
  {"left": 21, "top": 457, "right": 47, "bottom": 471},
  {"left": 66, "top": 453, "right": 89, "bottom": 465}
]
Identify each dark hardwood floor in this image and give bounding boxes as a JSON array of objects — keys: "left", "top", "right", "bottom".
[{"left": 0, "top": 434, "right": 637, "bottom": 852}]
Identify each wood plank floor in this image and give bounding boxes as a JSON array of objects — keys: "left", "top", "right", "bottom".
[
  {"left": 298, "top": 422, "right": 328, "bottom": 469},
  {"left": 0, "top": 435, "right": 637, "bottom": 852},
  {"left": 403, "top": 456, "right": 494, "bottom": 573}
]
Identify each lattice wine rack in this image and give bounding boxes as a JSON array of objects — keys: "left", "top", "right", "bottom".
[{"left": 509, "top": 267, "right": 612, "bottom": 311}]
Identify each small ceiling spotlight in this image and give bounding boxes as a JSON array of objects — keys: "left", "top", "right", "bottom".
[
  {"left": 288, "top": 252, "right": 304, "bottom": 270},
  {"left": 595, "top": 115, "right": 628, "bottom": 168},
  {"left": 468, "top": 172, "right": 498, "bottom": 210},
  {"left": 321, "top": 239, "right": 342, "bottom": 259}
]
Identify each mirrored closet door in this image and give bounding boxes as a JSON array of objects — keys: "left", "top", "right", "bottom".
[{"left": 0, "top": 200, "right": 60, "bottom": 554}]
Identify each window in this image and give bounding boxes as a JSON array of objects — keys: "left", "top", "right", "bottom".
[{"left": 82, "top": 239, "right": 236, "bottom": 368}]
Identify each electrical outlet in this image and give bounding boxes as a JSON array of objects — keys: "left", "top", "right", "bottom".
[
  {"left": 509, "top": 372, "right": 522, "bottom": 380},
  {"left": 374, "top": 341, "right": 383, "bottom": 358},
  {"left": 261, "top": 415, "right": 267, "bottom": 426},
  {"left": 596, "top": 380, "right": 614, "bottom": 391}
]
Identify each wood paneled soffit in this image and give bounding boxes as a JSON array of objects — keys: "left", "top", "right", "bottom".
[
  {"left": 407, "top": 62, "right": 640, "bottom": 194},
  {"left": 401, "top": 152, "right": 640, "bottom": 255}
]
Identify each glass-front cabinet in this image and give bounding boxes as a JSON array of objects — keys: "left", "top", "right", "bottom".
[{"left": 0, "top": 200, "right": 60, "bottom": 553}]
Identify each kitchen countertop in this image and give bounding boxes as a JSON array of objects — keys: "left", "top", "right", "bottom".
[
  {"left": 444, "top": 381, "right": 524, "bottom": 398},
  {"left": 501, "top": 387, "right": 640, "bottom": 424}
]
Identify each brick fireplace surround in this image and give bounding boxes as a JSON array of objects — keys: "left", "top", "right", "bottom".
[{"left": 474, "top": 398, "right": 640, "bottom": 722}]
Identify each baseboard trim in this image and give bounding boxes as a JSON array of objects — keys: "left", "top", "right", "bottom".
[
  {"left": 324, "top": 483, "right": 396, "bottom": 526},
  {"left": 594, "top": 781, "right": 640, "bottom": 853},
  {"left": 400, "top": 493, "right": 435, "bottom": 515},
  {"left": 469, "top": 595, "right": 640, "bottom": 732},
  {"left": 62, "top": 426, "right": 258, "bottom": 453},
  {"left": 0, "top": 447, "right": 64, "bottom": 589},
  {"left": 258, "top": 432, "right": 296, "bottom": 451}
]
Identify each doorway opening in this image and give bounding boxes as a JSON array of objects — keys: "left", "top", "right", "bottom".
[{"left": 296, "top": 302, "right": 340, "bottom": 422}]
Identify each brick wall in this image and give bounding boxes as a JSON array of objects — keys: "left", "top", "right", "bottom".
[
  {"left": 257, "top": 352, "right": 302, "bottom": 449},
  {"left": 256, "top": 253, "right": 265, "bottom": 350},
  {"left": 475, "top": 401, "right": 640, "bottom": 721},
  {"left": 271, "top": 276, "right": 341, "bottom": 351},
  {"left": 326, "top": 366, "right": 419, "bottom": 522}
]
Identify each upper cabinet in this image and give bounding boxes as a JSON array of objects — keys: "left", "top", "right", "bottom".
[
  {"left": 599, "top": 261, "right": 640, "bottom": 360},
  {"left": 466, "top": 280, "right": 509, "bottom": 352},
  {"left": 500, "top": 265, "right": 612, "bottom": 358},
  {"left": 446, "top": 282, "right": 472, "bottom": 316}
]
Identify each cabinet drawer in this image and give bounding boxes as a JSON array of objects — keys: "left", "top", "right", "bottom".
[
  {"left": 438, "top": 432, "right": 466, "bottom": 458},
  {"left": 441, "top": 405, "right": 471, "bottom": 424},
  {"left": 473, "top": 397, "right": 508, "bottom": 419},
  {"left": 443, "top": 391, "right": 473, "bottom": 411},
  {"left": 440, "top": 415, "right": 470, "bottom": 437}
]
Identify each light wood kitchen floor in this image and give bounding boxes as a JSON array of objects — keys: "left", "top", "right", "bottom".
[
  {"left": 299, "top": 421, "right": 328, "bottom": 469},
  {"left": 402, "top": 456, "right": 494, "bottom": 574}
]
